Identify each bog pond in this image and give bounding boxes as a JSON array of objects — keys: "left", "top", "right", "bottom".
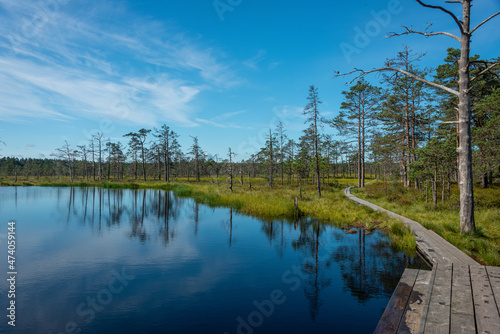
[{"left": 0, "top": 187, "right": 428, "bottom": 333}]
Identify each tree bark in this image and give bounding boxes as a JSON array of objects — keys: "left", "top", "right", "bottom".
[
  {"left": 458, "top": 1, "right": 475, "bottom": 234},
  {"left": 433, "top": 159, "right": 437, "bottom": 206},
  {"left": 268, "top": 129, "right": 273, "bottom": 188}
]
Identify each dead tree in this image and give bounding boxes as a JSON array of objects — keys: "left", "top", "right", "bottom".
[
  {"left": 190, "top": 136, "right": 202, "bottom": 182},
  {"left": 77, "top": 145, "right": 89, "bottom": 181},
  {"left": 303, "top": 85, "right": 323, "bottom": 197},
  {"left": 228, "top": 148, "right": 235, "bottom": 192},
  {"left": 93, "top": 133, "right": 104, "bottom": 181}
]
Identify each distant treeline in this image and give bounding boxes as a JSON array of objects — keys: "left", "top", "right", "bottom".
[{"left": 0, "top": 155, "right": 380, "bottom": 185}]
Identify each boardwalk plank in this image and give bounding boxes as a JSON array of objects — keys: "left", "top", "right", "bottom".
[
  {"left": 398, "top": 270, "right": 432, "bottom": 334},
  {"left": 470, "top": 265, "right": 500, "bottom": 334},
  {"left": 450, "top": 265, "right": 475, "bottom": 333},
  {"left": 374, "top": 269, "right": 419, "bottom": 334},
  {"left": 417, "top": 266, "right": 437, "bottom": 334},
  {"left": 424, "top": 264, "right": 452, "bottom": 334},
  {"left": 449, "top": 314, "right": 475, "bottom": 334},
  {"left": 486, "top": 266, "right": 500, "bottom": 314}
]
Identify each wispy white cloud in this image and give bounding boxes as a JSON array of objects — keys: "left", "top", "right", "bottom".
[
  {"left": 213, "top": 110, "right": 246, "bottom": 121},
  {"left": 272, "top": 105, "right": 305, "bottom": 120},
  {"left": 243, "top": 50, "right": 267, "bottom": 70},
  {"left": 271, "top": 105, "right": 307, "bottom": 132},
  {"left": 195, "top": 118, "right": 242, "bottom": 129},
  {"left": 0, "top": 0, "right": 241, "bottom": 126},
  {"left": 194, "top": 110, "right": 246, "bottom": 128}
]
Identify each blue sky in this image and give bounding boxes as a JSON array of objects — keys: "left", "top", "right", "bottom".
[{"left": 0, "top": 0, "right": 499, "bottom": 160}]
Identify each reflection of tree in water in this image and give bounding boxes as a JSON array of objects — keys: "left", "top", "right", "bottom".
[
  {"left": 59, "top": 188, "right": 183, "bottom": 246},
  {"left": 260, "top": 220, "right": 286, "bottom": 258},
  {"left": 158, "top": 191, "right": 180, "bottom": 246},
  {"left": 193, "top": 202, "right": 199, "bottom": 236},
  {"left": 128, "top": 189, "right": 148, "bottom": 242},
  {"left": 128, "top": 189, "right": 182, "bottom": 244},
  {"left": 261, "top": 220, "right": 277, "bottom": 245},
  {"left": 221, "top": 208, "right": 234, "bottom": 247},
  {"left": 291, "top": 219, "right": 332, "bottom": 321},
  {"left": 330, "top": 228, "right": 421, "bottom": 304},
  {"left": 62, "top": 187, "right": 127, "bottom": 229},
  {"left": 108, "top": 189, "right": 126, "bottom": 226}
]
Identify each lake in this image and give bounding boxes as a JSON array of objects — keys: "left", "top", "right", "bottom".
[{"left": 0, "top": 187, "right": 428, "bottom": 334}]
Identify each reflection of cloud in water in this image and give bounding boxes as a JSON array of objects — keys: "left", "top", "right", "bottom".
[{"left": 181, "top": 254, "right": 239, "bottom": 296}]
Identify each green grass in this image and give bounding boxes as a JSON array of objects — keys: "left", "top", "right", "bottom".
[
  {"left": 0, "top": 175, "right": 416, "bottom": 253},
  {"left": 354, "top": 181, "right": 500, "bottom": 265}
]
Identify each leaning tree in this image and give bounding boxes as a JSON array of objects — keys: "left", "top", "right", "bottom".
[{"left": 336, "top": 0, "right": 499, "bottom": 235}]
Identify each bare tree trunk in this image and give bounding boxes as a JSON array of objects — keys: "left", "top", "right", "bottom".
[
  {"left": 85, "top": 157, "right": 88, "bottom": 182},
  {"left": 268, "top": 129, "right": 273, "bottom": 188},
  {"left": 481, "top": 172, "right": 488, "bottom": 189},
  {"left": 91, "top": 142, "right": 95, "bottom": 181},
  {"left": 426, "top": 179, "right": 429, "bottom": 203},
  {"left": 433, "top": 160, "right": 437, "bottom": 206},
  {"left": 442, "top": 166, "right": 445, "bottom": 202},
  {"left": 299, "top": 177, "right": 302, "bottom": 199},
  {"left": 141, "top": 145, "right": 146, "bottom": 182},
  {"left": 163, "top": 146, "right": 170, "bottom": 182},
  {"left": 357, "top": 106, "right": 362, "bottom": 188},
  {"left": 228, "top": 148, "right": 234, "bottom": 192},
  {"left": 458, "top": 1, "right": 475, "bottom": 234},
  {"left": 405, "top": 65, "right": 411, "bottom": 188},
  {"left": 361, "top": 105, "right": 365, "bottom": 188},
  {"left": 384, "top": 167, "right": 387, "bottom": 196},
  {"left": 446, "top": 172, "right": 450, "bottom": 200},
  {"left": 314, "top": 119, "right": 321, "bottom": 197}
]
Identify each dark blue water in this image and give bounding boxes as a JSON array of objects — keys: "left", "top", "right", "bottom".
[{"left": 0, "top": 187, "right": 427, "bottom": 334}]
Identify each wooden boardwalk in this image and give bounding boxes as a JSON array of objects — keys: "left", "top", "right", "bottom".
[
  {"left": 374, "top": 264, "right": 500, "bottom": 334},
  {"left": 343, "top": 187, "right": 500, "bottom": 334},
  {"left": 344, "top": 187, "right": 478, "bottom": 266}
]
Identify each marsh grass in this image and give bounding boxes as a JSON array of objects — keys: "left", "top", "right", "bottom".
[
  {"left": 354, "top": 181, "right": 500, "bottom": 265},
  {"left": 1, "top": 176, "right": 416, "bottom": 253}
]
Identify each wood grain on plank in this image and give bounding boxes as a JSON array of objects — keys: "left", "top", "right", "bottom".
[
  {"left": 374, "top": 269, "right": 419, "bottom": 334},
  {"left": 398, "top": 270, "right": 432, "bottom": 334},
  {"left": 470, "top": 265, "right": 500, "bottom": 334},
  {"left": 424, "top": 264, "right": 452, "bottom": 334},
  {"left": 450, "top": 265, "right": 475, "bottom": 333}
]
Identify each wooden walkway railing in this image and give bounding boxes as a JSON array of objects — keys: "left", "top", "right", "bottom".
[{"left": 343, "top": 187, "right": 500, "bottom": 334}]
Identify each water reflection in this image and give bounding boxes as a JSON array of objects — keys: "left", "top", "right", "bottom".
[
  {"left": 0, "top": 187, "right": 427, "bottom": 334},
  {"left": 331, "top": 228, "right": 417, "bottom": 303}
]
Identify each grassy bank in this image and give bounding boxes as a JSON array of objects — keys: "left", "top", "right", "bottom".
[
  {"left": 0, "top": 175, "right": 416, "bottom": 253},
  {"left": 353, "top": 181, "right": 500, "bottom": 265}
]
